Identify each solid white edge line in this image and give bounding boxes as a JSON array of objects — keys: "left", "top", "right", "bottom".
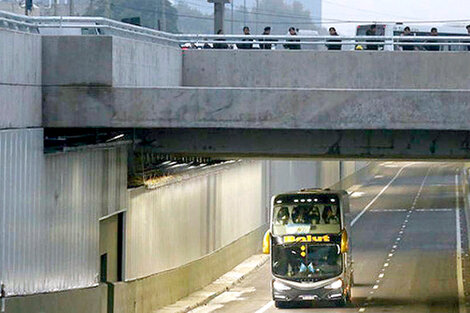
[
  {"left": 455, "top": 173, "right": 466, "bottom": 313},
  {"left": 351, "top": 163, "right": 412, "bottom": 227},
  {"left": 254, "top": 300, "right": 274, "bottom": 313}
]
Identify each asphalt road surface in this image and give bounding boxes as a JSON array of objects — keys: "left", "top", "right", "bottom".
[{"left": 191, "top": 162, "right": 470, "bottom": 313}]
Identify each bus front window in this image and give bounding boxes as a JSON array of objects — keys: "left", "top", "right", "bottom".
[
  {"left": 273, "top": 203, "right": 341, "bottom": 236},
  {"left": 272, "top": 244, "right": 342, "bottom": 280}
]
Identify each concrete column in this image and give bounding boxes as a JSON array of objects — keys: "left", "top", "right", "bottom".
[{"left": 208, "top": 0, "right": 230, "bottom": 34}]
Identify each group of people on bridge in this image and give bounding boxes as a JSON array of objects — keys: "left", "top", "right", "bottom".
[{"left": 206, "top": 23, "right": 470, "bottom": 51}]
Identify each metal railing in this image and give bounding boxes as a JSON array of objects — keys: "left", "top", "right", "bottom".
[{"left": 1, "top": 10, "right": 470, "bottom": 50}]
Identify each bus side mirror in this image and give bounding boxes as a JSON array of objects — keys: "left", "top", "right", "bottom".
[
  {"left": 263, "top": 230, "right": 271, "bottom": 254},
  {"left": 341, "top": 229, "right": 349, "bottom": 254}
]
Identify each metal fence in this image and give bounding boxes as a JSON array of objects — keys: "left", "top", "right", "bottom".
[{"left": 1, "top": 10, "right": 470, "bottom": 50}]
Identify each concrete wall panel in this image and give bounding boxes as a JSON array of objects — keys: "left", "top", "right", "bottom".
[
  {"left": 42, "top": 36, "right": 113, "bottom": 86},
  {"left": 0, "top": 29, "right": 41, "bottom": 128},
  {"left": 112, "top": 37, "right": 182, "bottom": 87},
  {"left": 42, "top": 86, "right": 470, "bottom": 132},
  {"left": 183, "top": 50, "right": 470, "bottom": 89}
]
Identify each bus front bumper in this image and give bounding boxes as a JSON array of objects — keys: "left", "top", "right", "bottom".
[{"left": 272, "top": 278, "right": 345, "bottom": 302}]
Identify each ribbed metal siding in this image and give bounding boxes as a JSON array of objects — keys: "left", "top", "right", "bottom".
[
  {"left": 0, "top": 131, "right": 128, "bottom": 296},
  {"left": 0, "top": 129, "right": 45, "bottom": 296},
  {"left": 44, "top": 150, "right": 102, "bottom": 292},
  {"left": 44, "top": 146, "right": 128, "bottom": 291}
]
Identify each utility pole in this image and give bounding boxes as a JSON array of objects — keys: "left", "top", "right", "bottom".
[
  {"left": 255, "top": 0, "right": 258, "bottom": 33},
  {"left": 25, "top": 0, "right": 32, "bottom": 15},
  {"left": 243, "top": 0, "right": 246, "bottom": 26},
  {"left": 208, "top": 0, "right": 230, "bottom": 34},
  {"left": 231, "top": 0, "right": 234, "bottom": 34},
  {"left": 161, "top": 0, "right": 166, "bottom": 31}
]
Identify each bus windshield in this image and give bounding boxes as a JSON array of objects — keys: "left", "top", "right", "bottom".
[
  {"left": 272, "top": 244, "right": 342, "bottom": 280},
  {"left": 272, "top": 196, "right": 341, "bottom": 236}
]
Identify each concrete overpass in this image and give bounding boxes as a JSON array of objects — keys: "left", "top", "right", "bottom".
[
  {"left": 41, "top": 36, "right": 470, "bottom": 159},
  {"left": 3, "top": 12, "right": 470, "bottom": 313}
]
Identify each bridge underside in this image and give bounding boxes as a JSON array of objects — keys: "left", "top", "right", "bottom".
[
  {"left": 139, "top": 128, "right": 470, "bottom": 159},
  {"left": 45, "top": 128, "right": 470, "bottom": 160}
]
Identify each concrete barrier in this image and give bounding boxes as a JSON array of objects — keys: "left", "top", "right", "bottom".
[
  {"left": 183, "top": 50, "right": 470, "bottom": 89},
  {"left": 112, "top": 226, "right": 266, "bottom": 313},
  {"left": 4, "top": 285, "right": 107, "bottom": 313}
]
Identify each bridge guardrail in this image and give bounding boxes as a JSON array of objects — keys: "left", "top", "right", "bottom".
[{"left": 1, "top": 10, "right": 470, "bottom": 50}]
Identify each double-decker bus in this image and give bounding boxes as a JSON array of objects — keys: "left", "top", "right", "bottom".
[{"left": 263, "top": 189, "right": 353, "bottom": 308}]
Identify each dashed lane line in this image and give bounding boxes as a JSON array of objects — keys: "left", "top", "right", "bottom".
[
  {"left": 359, "top": 167, "right": 431, "bottom": 313},
  {"left": 456, "top": 172, "right": 466, "bottom": 313},
  {"left": 351, "top": 163, "right": 413, "bottom": 227}
]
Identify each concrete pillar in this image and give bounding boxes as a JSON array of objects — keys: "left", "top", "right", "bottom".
[{"left": 208, "top": 0, "right": 230, "bottom": 34}]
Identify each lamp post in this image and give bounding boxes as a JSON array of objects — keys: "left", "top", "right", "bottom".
[{"left": 208, "top": 0, "right": 231, "bottom": 34}]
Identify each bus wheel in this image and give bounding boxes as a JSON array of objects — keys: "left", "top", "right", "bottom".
[{"left": 274, "top": 301, "right": 288, "bottom": 309}]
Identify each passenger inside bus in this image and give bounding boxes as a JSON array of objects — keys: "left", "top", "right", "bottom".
[
  {"left": 306, "top": 206, "right": 321, "bottom": 225},
  {"left": 276, "top": 207, "right": 290, "bottom": 225},
  {"left": 273, "top": 203, "right": 341, "bottom": 235},
  {"left": 322, "top": 205, "right": 340, "bottom": 224}
]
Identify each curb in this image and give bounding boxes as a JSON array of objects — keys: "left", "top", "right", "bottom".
[{"left": 155, "top": 254, "right": 270, "bottom": 313}]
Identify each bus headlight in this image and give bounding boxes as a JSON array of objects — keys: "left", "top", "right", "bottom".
[
  {"left": 324, "top": 279, "right": 343, "bottom": 289},
  {"left": 273, "top": 280, "right": 292, "bottom": 291}
]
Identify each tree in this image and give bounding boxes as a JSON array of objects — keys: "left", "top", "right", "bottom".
[
  {"left": 176, "top": 2, "right": 212, "bottom": 34},
  {"left": 86, "top": 0, "right": 178, "bottom": 32}
]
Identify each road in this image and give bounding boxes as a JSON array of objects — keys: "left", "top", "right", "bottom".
[{"left": 191, "top": 162, "right": 470, "bottom": 313}]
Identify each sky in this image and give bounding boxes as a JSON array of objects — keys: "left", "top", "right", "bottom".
[{"left": 321, "top": 0, "right": 470, "bottom": 35}]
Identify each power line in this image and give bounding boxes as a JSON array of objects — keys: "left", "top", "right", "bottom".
[
  {"left": 109, "top": 2, "right": 470, "bottom": 28},
  {"left": 177, "top": 0, "right": 316, "bottom": 21}
]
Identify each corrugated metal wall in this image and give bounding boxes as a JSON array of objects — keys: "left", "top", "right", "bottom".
[
  {"left": 0, "top": 128, "right": 128, "bottom": 296},
  {"left": 0, "top": 129, "right": 45, "bottom": 296},
  {"left": 43, "top": 146, "right": 128, "bottom": 292}
]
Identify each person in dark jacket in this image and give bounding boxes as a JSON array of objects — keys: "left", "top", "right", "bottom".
[
  {"left": 467, "top": 25, "right": 470, "bottom": 51},
  {"left": 237, "top": 26, "right": 253, "bottom": 49},
  {"left": 425, "top": 27, "right": 440, "bottom": 51},
  {"left": 213, "top": 29, "right": 229, "bottom": 49},
  {"left": 260, "top": 26, "right": 273, "bottom": 50},
  {"left": 284, "top": 27, "right": 301, "bottom": 50},
  {"left": 401, "top": 26, "right": 418, "bottom": 51},
  {"left": 326, "top": 27, "right": 342, "bottom": 50},
  {"left": 365, "top": 24, "right": 379, "bottom": 50}
]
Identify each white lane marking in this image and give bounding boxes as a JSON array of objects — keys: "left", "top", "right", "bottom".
[
  {"left": 369, "top": 209, "right": 407, "bottom": 212},
  {"left": 254, "top": 300, "right": 273, "bottom": 313},
  {"left": 455, "top": 173, "right": 466, "bottom": 313},
  {"left": 351, "top": 191, "right": 366, "bottom": 198},
  {"left": 415, "top": 208, "right": 453, "bottom": 212},
  {"left": 351, "top": 163, "right": 412, "bottom": 227}
]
